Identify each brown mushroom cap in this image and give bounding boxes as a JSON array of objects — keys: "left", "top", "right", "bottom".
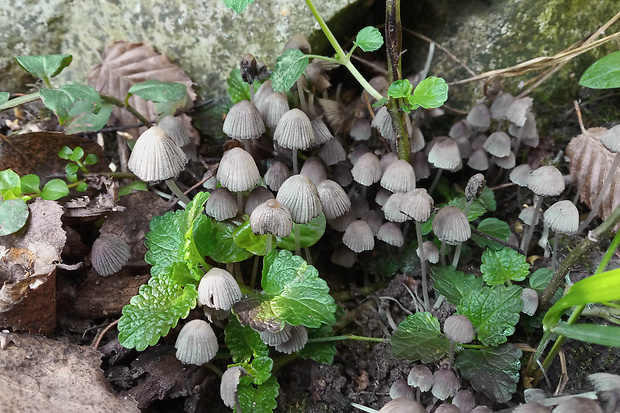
[{"left": 432, "top": 206, "right": 471, "bottom": 245}]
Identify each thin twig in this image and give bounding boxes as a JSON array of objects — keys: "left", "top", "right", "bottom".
[
  {"left": 92, "top": 319, "right": 119, "bottom": 350},
  {"left": 470, "top": 227, "right": 525, "bottom": 255},
  {"left": 573, "top": 100, "right": 588, "bottom": 135}
]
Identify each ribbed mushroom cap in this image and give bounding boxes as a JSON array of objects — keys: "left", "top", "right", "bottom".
[
  {"left": 250, "top": 199, "right": 293, "bottom": 238},
  {"left": 428, "top": 137, "right": 462, "bottom": 171},
  {"left": 484, "top": 132, "right": 512, "bottom": 158},
  {"left": 377, "top": 222, "right": 404, "bottom": 247},
  {"left": 300, "top": 156, "right": 327, "bottom": 185},
  {"left": 510, "top": 111, "right": 539, "bottom": 148},
  {"left": 410, "top": 125, "right": 426, "bottom": 153},
  {"left": 317, "top": 179, "right": 351, "bottom": 220},
  {"left": 91, "top": 235, "right": 130, "bottom": 276},
  {"left": 343, "top": 220, "right": 375, "bottom": 253},
  {"left": 527, "top": 165, "right": 565, "bottom": 197},
  {"left": 311, "top": 117, "right": 334, "bottom": 145},
  {"left": 471, "top": 134, "right": 487, "bottom": 151},
  {"left": 175, "top": 319, "right": 218, "bottom": 365},
  {"left": 432, "top": 368, "right": 460, "bottom": 400},
  {"left": 245, "top": 186, "right": 275, "bottom": 215},
  {"left": 521, "top": 288, "right": 539, "bottom": 316},
  {"left": 380, "top": 152, "right": 399, "bottom": 173},
  {"left": 519, "top": 206, "right": 540, "bottom": 226},
  {"left": 204, "top": 187, "right": 238, "bottom": 221},
  {"left": 455, "top": 136, "right": 473, "bottom": 159},
  {"left": 449, "top": 119, "right": 471, "bottom": 140},
  {"left": 443, "top": 315, "right": 475, "bottom": 343},
  {"left": 198, "top": 268, "right": 242, "bottom": 311},
  {"left": 381, "top": 160, "right": 416, "bottom": 193},
  {"left": 417, "top": 240, "right": 439, "bottom": 264},
  {"left": 435, "top": 404, "right": 460, "bottom": 413},
  {"left": 543, "top": 200, "right": 579, "bottom": 235},
  {"left": 331, "top": 162, "right": 353, "bottom": 187},
  {"left": 371, "top": 106, "right": 397, "bottom": 142},
  {"left": 261, "top": 92, "right": 289, "bottom": 129},
  {"left": 331, "top": 244, "right": 357, "bottom": 267},
  {"left": 203, "top": 307, "right": 229, "bottom": 322},
  {"left": 273, "top": 108, "right": 315, "bottom": 150},
  {"left": 408, "top": 365, "right": 434, "bottom": 392},
  {"left": 158, "top": 115, "right": 190, "bottom": 147},
  {"left": 264, "top": 161, "right": 291, "bottom": 192},
  {"left": 350, "top": 143, "right": 371, "bottom": 165},
  {"left": 433, "top": 206, "right": 471, "bottom": 245},
  {"left": 375, "top": 188, "right": 392, "bottom": 207},
  {"left": 362, "top": 210, "right": 384, "bottom": 236},
  {"left": 350, "top": 117, "right": 372, "bottom": 141},
  {"left": 493, "top": 153, "right": 516, "bottom": 170},
  {"left": 274, "top": 324, "right": 308, "bottom": 354},
  {"left": 259, "top": 323, "right": 292, "bottom": 345},
  {"left": 506, "top": 97, "right": 533, "bottom": 127},
  {"left": 284, "top": 33, "right": 311, "bottom": 54},
  {"left": 352, "top": 195, "right": 370, "bottom": 218},
  {"left": 328, "top": 209, "right": 356, "bottom": 232},
  {"left": 389, "top": 379, "right": 415, "bottom": 400},
  {"left": 410, "top": 151, "right": 431, "bottom": 180},
  {"left": 600, "top": 124, "right": 620, "bottom": 153},
  {"left": 466, "top": 103, "right": 491, "bottom": 132},
  {"left": 220, "top": 366, "right": 248, "bottom": 409},
  {"left": 254, "top": 79, "right": 274, "bottom": 112},
  {"left": 467, "top": 148, "right": 490, "bottom": 171},
  {"left": 128, "top": 126, "right": 188, "bottom": 182},
  {"left": 276, "top": 175, "right": 322, "bottom": 224},
  {"left": 217, "top": 147, "right": 260, "bottom": 192},
  {"left": 465, "top": 173, "right": 486, "bottom": 202},
  {"left": 470, "top": 406, "right": 494, "bottom": 413},
  {"left": 319, "top": 139, "right": 347, "bottom": 166},
  {"left": 452, "top": 390, "right": 475, "bottom": 413},
  {"left": 379, "top": 398, "right": 426, "bottom": 413},
  {"left": 400, "top": 188, "right": 434, "bottom": 222},
  {"left": 383, "top": 193, "right": 410, "bottom": 223},
  {"left": 352, "top": 152, "right": 383, "bottom": 186},
  {"left": 554, "top": 397, "right": 603, "bottom": 413},
  {"left": 490, "top": 93, "right": 516, "bottom": 120},
  {"left": 317, "top": 98, "right": 348, "bottom": 135},
  {"left": 305, "top": 59, "right": 336, "bottom": 92},
  {"left": 223, "top": 100, "right": 266, "bottom": 140},
  {"left": 510, "top": 164, "right": 532, "bottom": 187}
]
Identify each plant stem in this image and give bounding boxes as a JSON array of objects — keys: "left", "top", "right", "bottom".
[
  {"left": 520, "top": 195, "right": 543, "bottom": 254},
  {"left": 415, "top": 222, "right": 430, "bottom": 311},
  {"left": 100, "top": 94, "right": 152, "bottom": 127},
  {"left": 0, "top": 92, "right": 41, "bottom": 112},
  {"left": 306, "top": 334, "right": 386, "bottom": 344},
  {"left": 165, "top": 179, "right": 191, "bottom": 206}
]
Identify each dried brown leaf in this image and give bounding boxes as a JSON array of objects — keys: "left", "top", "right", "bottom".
[{"left": 567, "top": 127, "right": 620, "bottom": 222}]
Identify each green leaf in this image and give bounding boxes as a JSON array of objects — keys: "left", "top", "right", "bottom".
[
  {"left": 387, "top": 79, "right": 414, "bottom": 99},
  {"left": 76, "top": 182, "right": 88, "bottom": 192},
  {"left": 15, "top": 54, "right": 73, "bottom": 81},
  {"left": 272, "top": 49, "right": 309, "bottom": 93},
  {"left": 0, "top": 169, "right": 21, "bottom": 198},
  {"left": 225, "top": 316, "right": 269, "bottom": 364},
  {"left": 399, "top": 240, "right": 421, "bottom": 274},
  {"left": 478, "top": 186, "right": 496, "bottom": 211},
  {"left": 58, "top": 146, "right": 73, "bottom": 160},
  {"left": 194, "top": 216, "right": 253, "bottom": 263},
  {"left": 83, "top": 153, "right": 98, "bottom": 166},
  {"left": 411, "top": 76, "right": 448, "bottom": 109},
  {"left": 0, "top": 199, "right": 29, "bottom": 236},
  {"left": 127, "top": 79, "right": 187, "bottom": 103},
  {"left": 66, "top": 101, "right": 113, "bottom": 133},
  {"left": 458, "top": 285, "right": 522, "bottom": 346},
  {"left": 579, "top": 51, "right": 620, "bottom": 89},
  {"left": 66, "top": 173, "right": 78, "bottom": 183},
  {"left": 227, "top": 68, "right": 251, "bottom": 104},
  {"left": 237, "top": 375, "right": 279, "bottom": 413},
  {"left": 448, "top": 196, "right": 486, "bottom": 221},
  {"left": 40, "top": 83, "right": 102, "bottom": 125},
  {"left": 0, "top": 92, "right": 9, "bottom": 105},
  {"left": 246, "top": 356, "right": 273, "bottom": 385},
  {"left": 276, "top": 213, "right": 326, "bottom": 250},
  {"left": 529, "top": 268, "right": 554, "bottom": 293},
  {"left": 118, "top": 181, "right": 148, "bottom": 197},
  {"left": 480, "top": 247, "right": 529, "bottom": 286},
  {"left": 233, "top": 219, "right": 269, "bottom": 255},
  {"left": 69, "top": 146, "right": 84, "bottom": 162},
  {"left": 118, "top": 276, "right": 198, "bottom": 351},
  {"left": 431, "top": 266, "right": 483, "bottom": 306},
  {"left": 472, "top": 218, "right": 510, "bottom": 250},
  {"left": 299, "top": 324, "right": 337, "bottom": 364},
  {"left": 20, "top": 175, "right": 40, "bottom": 195},
  {"left": 455, "top": 344, "right": 521, "bottom": 403},
  {"left": 65, "top": 163, "right": 79, "bottom": 175},
  {"left": 354, "top": 26, "right": 384, "bottom": 52},
  {"left": 41, "top": 179, "right": 69, "bottom": 200},
  {"left": 550, "top": 323, "right": 620, "bottom": 347},
  {"left": 391, "top": 312, "right": 451, "bottom": 363},
  {"left": 222, "top": 0, "right": 257, "bottom": 13}
]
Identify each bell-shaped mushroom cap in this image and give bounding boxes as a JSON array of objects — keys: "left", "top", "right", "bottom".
[
  {"left": 510, "top": 164, "right": 532, "bottom": 187},
  {"left": 389, "top": 379, "right": 415, "bottom": 400},
  {"left": 408, "top": 365, "right": 434, "bottom": 392},
  {"left": 350, "top": 143, "right": 371, "bottom": 165},
  {"left": 521, "top": 288, "right": 539, "bottom": 316},
  {"left": 527, "top": 165, "right": 565, "bottom": 197},
  {"left": 259, "top": 323, "right": 292, "bottom": 346},
  {"left": 466, "top": 103, "right": 491, "bottom": 132},
  {"left": 506, "top": 97, "right": 533, "bottom": 127},
  {"left": 377, "top": 222, "right": 404, "bottom": 247},
  {"left": 417, "top": 240, "right": 440, "bottom": 264},
  {"left": 273, "top": 108, "right": 315, "bottom": 150},
  {"left": 471, "top": 134, "right": 487, "bottom": 151},
  {"left": 276, "top": 175, "right": 322, "bottom": 224},
  {"left": 254, "top": 79, "right": 274, "bottom": 112},
  {"left": 449, "top": 120, "right": 471, "bottom": 140},
  {"left": 128, "top": 126, "right": 188, "bottom": 182},
  {"left": 220, "top": 366, "right": 248, "bottom": 409},
  {"left": 319, "top": 138, "right": 347, "bottom": 166},
  {"left": 493, "top": 153, "right": 516, "bottom": 170},
  {"left": 490, "top": 93, "right": 516, "bottom": 120},
  {"left": 332, "top": 162, "right": 353, "bottom": 187},
  {"left": 519, "top": 206, "right": 540, "bottom": 227},
  {"left": 432, "top": 368, "right": 460, "bottom": 400},
  {"left": 588, "top": 372, "right": 620, "bottom": 391},
  {"left": 465, "top": 173, "right": 486, "bottom": 202},
  {"left": 433, "top": 206, "right": 471, "bottom": 245},
  {"left": 443, "top": 315, "right": 475, "bottom": 343},
  {"left": 452, "top": 390, "right": 475, "bottom": 413},
  {"left": 513, "top": 403, "right": 550, "bottom": 413},
  {"left": 311, "top": 117, "right": 335, "bottom": 145},
  {"left": 379, "top": 398, "right": 426, "bottom": 413},
  {"left": 329, "top": 209, "right": 356, "bottom": 232},
  {"left": 158, "top": 115, "right": 190, "bottom": 147},
  {"left": 554, "top": 397, "right": 603, "bottom": 413},
  {"left": 250, "top": 199, "right": 293, "bottom": 238},
  {"left": 467, "top": 148, "right": 490, "bottom": 171},
  {"left": 223, "top": 100, "right": 266, "bottom": 140},
  {"left": 362, "top": 210, "right": 384, "bottom": 236},
  {"left": 317, "top": 179, "right": 351, "bottom": 220},
  {"left": 198, "top": 268, "right": 242, "bottom": 311},
  {"left": 381, "top": 160, "right": 416, "bottom": 193},
  {"left": 428, "top": 137, "right": 462, "bottom": 171},
  {"left": 352, "top": 152, "right": 383, "bottom": 186},
  {"left": 350, "top": 117, "right": 372, "bottom": 141},
  {"left": 410, "top": 125, "right": 426, "bottom": 153},
  {"left": 261, "top": 92, "right": 289, "bottom": 129},
  {"left": 274, "top": 324, "right": 308, "bottom": 354},
  {"left": 380, "top": 152, "right": 399, "bottom": 173},
  {"left": 483, "top": 131, "right": 512, "bottom": 158},
  {"left": 343, "top": 220, "right": 375, "bottom": 253},
  {"left": 217, "top": 147, "right": 260, "bottom": 192},
  {"left": 543, "top": 200, "right": 579, "bottom": 235},
  {"left": 510, "top": 111, "right": 540, "bottom": 148},
  {"left": 435, "top": 404, "right": 460, "bottom": 413},
  {"left": 284, "top": 33, "right": 311, "bottom": 54},
  {"left": 204, "top": 187, "right": 238, "bottom": 221},
  {"left": 245, "top": 186, "right": 275, "bottom": 215},
  {"left": 305, "top": 59, "right": 336, "bottom": 92},
  {"left": 331, "top": 244, "right": 357, "bottom": 267},
  {"left": 375, "top": 188, "right": 392, "bottom": 207},
  {"left": 175, "top": 319, "right": 218, "bottom": 365},
  {"left": 471, "top": 406, "right": 494, "bottom": 413},
  {"left": 600, "top": 124, "right": 620, "bottom": 153},
  {"left": 300, "top": 156, "right": 327, "bottom": 186},
  {"left": 317, "top": 98, "right": 348, "bottom": 135},
  {"left": 91, "top": 235, "right": 130, "bottom": 276},
  {"left": 401, "top": 188, "right": 434, "bottom": 222},
  {"left": 455, "top": 136, "right": 473, "bottom": 159},
  {"left": 383, "top": 193, "right": 410, "bottom": 223},
  {"left": 410, "top": 151, "right": 431, "bottom": 180},
  {"left": 264, "top": 161, "right": 291, "bottom": 192}
]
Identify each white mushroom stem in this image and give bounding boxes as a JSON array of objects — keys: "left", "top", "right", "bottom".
[
  {"left": 296, "top": 78, "right": 307, "bottom": 113},
  {"left": 451, "top": 243, "right": 463, "bottom": 268},
  {"left": 350, "top": 403, "right": 379, "bottom": 413},
  {"left": 265, "top": 234, "right": 273, "bottom": 253},
  {"left": 440, "top": 239, "right": 447, "bottom": 266},
  {"left": 429, "top": 168, "right": 444, "bottom": 194},
  {"left": 249, "top": 83, "right": 255, "bottom": 104},
  {"left": 165, "top": 179, "right": 191, "bottom": 206},
  {"left": 237, "top": 192, "right": 244, "bottom": 212},
  {"left": 578, "top": 154, "right": 620, "bottom": 232},
  {"left": 292, "top": 149, "right": 299, "bottom": 174},
  {"left": 551, "top": 232, "right": 561, "bottom": 272},
  {"left": 520, "top": 195, "right": 543, "bottom": 253},
  {"left": 538, "top": 223, "right": 550, "bottom": 258},
  {"left": 415, "top": 222, "right": 430, "bottom": 311}
]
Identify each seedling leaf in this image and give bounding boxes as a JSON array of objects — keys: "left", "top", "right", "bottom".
[
  {"left": 84, "top": 154, "right": 98, "bottom": 166},
  {"left": 0, "top": 169, "right": 21, "bottom": 197},
  {"left": 194, "top": 216, "right": 253, "bottom": 263},
  {"left": 66, "top": 102, "right": 113, "bottom": 133},
  {"left": 233, "top": 220, "right": 268, "bottom": 255},
  {"left": 69, "top": 146, "right": 85, "bottom": 162},
  {"left": 579, "top": 51, "right": 620, "bottom": 89},
  {"left": 20, "top": 174, "right": 41, "bottom": 195},
  {"left": 431, "top": 266, "right": 483, "bottom": 306},
  {"left": 41, "top": 179, "right": 69, "bottom": 200},
  {"left": 0, "top": 199, "right": 29, "bottom": 236},
  {"left": 222, "top": 0, "right": 257, "bottom": 13},
  {"left": 15, "top": 54, "right": 73, "bottom": 82},
  {"left": 272, "top": 49, "right": 309, "bottom": 93},
  {"left": 237, "top": 375, "right": 279, "bottom": 413},
  {"left": 480, "top": 247, "right": 529, "bottom": 285},
  {"left": 276, "top": 213, "right": 326, "bottom": 250},
  {"left": 354, "top": 26, "right": 384, "bottom": 52},
  {"left": 411, "top": 76, "right": 448, "bottom": 109},
  {"left": 391, "top": 312, "right": 450, "bottom": 363},
  {"left": 58, "top": 146, "right": 73, "bottom": 160},
  {"left": 225, "top": 316, "right": 269, "bottom": 364},
  {"left": 387, "top": 79, "right": 413, "bottom": 99},
  {"left": 472, "top": 218, "right": 510, "bottom": 250},
  {"left": 40, "top": 83, "right": 102, "bottom": 125},
  {"left": 76, "top": 182, "right": 88, "bottom": 192},
  {"left": 127, "top": 79, "right": 187, "bottom": 103}
]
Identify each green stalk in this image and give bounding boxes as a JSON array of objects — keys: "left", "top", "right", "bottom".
[
  {"left": 100, "top": 94, "right": 152, "bottom": 127},
  {"left": 307, "top": 334, "right": 386, "bottom": 344},
  {"left": 0, "top": 92, "right": 41, "bottom": 112}
]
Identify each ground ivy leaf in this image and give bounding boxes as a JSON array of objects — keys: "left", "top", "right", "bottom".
[
  {"left": 478, "top": 186, "right": 496, "bottom": 211},
  {"left": 276, "top": 213, "right": 326, "bottom": 250},
  {"left": 448, "top": 196, "right": 486, "bottom": 221},
  {"left": 272, "top": 49, "right": 309, "bottom": 93},
  {"left": 128, "top": 79, "right": 187, "bottom": 103},
  {"left": 227, "top": 68, "right": 251, "bottom": 104},
  {"left": 223, "top": 0, "right": 256, "bottom": 13},
  {"left": 472, "top": 218, "right": 511, "bottom": 250},
  {"left": 0, "top": 199, "right": 29, "bottom": 236},
  {"left": 480, "top": 247, "right": 529, "bottom": 286},
  {"left": 225, "top": 315, "right": 269, "bottom": 364},
  {"left": 354, "top": 26, "right": 384, "bottom": 52},
  {"left": 458, "top": 285, "right": 523, "bottom": 346},
  {"left": 67, "top": 101, "right": 113, "bottom": 133},
  {"left": 579, "top": 51, "right": 620, "bottom": 89},
  {"left": 118, "top": 277, "right": 198, "bottom": 351},
  {"left": 237, "top": 375, "right": 279, "bottom": 413},
  {"left": 455, "top": 343, "right": 522, "bottom": 403},
  {"left": 431, "top": 266, "right": 483, "bottom": 306},
  {"left": 194, "top": 215, "right": 253, "bottom": 263},
  {"left": 233, "top": 220, "right": 268, "bottom": 256},
  {"left": 248, "top": 356, "right": 273, "bottom": 385},
  {"left": 391, "top": 312, "right": 450, "bottom": 363},
  {"left": 387, "top": 79, "right": 413, "bottom": 99},
  {"left": 529, "top": 268, "right": 554, "bottom": 293},
  {"left": 411, "top": 76, "right": 448, "bottom": 109},
  {"left": 15, "top": 54, "right": 73, "bottom": 81},
  {"left": 299, "top": 324, "right": 337, "bottom": 364}
]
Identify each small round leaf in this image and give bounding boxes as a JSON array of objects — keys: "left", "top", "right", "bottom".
[
  {"left": 20, "top": 174, "right": 41, "bottom": 195},
  {"left": 76, "top": 182, "right": 88, "bottom": 192},
  {"left": 65, "top": 163, "right": 79, "bottom": 175},
  {"left": 58, "top": 146, "right": 73, "bottom": 160},
  {"left": 41, "top": 179, "right": 69, "bottom": 200},
  {"left": 84, "top": 153, "right": 98, "bottom": 165},
  {"left": 0, "top": 199, "right": 29, "bottom": 236},
  {"left": 69, "top": 146, "right": 84, "bottom": 162}
]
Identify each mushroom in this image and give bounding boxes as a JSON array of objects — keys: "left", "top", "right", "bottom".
[
  {"left": 408, "top": 364, "right": 434, "bottom": 403},
  {"left": 217, "top": 147, "right": 260, "bottom": 210},
  {"left": 389, "top": 379, "right": 415, "bottom": 400},
  {"left": 443, "top": 314, "right": 474, "bottom": 365},
  {"left": 222, "top": 100, "right": 266, "bottom": 152},
  {"left": 249, "top": 199, "right": 293, "bottom": 252},
  {"left": 91, "top": 235, "right": 130, "bottom": 276},
  {"left": 331, "top": 244, "right": 357, "bottom": 268},
  {"left": 264, "top": 161, "right": 290, "bottom": 192},
  {"left": 543, "top": 200, "right": 579, "bottom": 271},
  {"left": 204, "top": 187, "right": 238, "bottom": 221},
  {"left": 433, "top": 206, "right": 471, "bottom": 267},
  {"left": 220, "top": 366, "right": 248, "bottom": 411},
  {"left": 381, "top": 159, "right": 416, "bottom": 193},
  {"left": 319, "top": 138, "right": 347, "bottom": 166},
  {"left": 377, "top": 222, "right": 404, "bottom": 247},
  {"left": 432, "top": 368, "right": 460, "bottom": 400},
  {"left": 317, "top": 179, "right": 351, "bottom": 220},
  {"left": 427, "top": 137, "right": 461, "bottom": 194},
  {"left": 274, "top": 324, "right": 308, "bottom": 354},
  {"left": 198, "top": 268, "right": 242, "bottom": 312},
  {"left": 175, "top": 319, "right": 218, "bottom": 365},
  {"left": 343, "top": 220, "right": 375, "bottom": 253},
  {"left": 273, "top": 108, "right": 315, "bottom": 174}
]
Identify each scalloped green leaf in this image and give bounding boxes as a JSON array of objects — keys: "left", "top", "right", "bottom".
[
  {"left": 0, "top": 199, "right": 29, "bottom": 236},
  {"left": 222, "top": 0, "right": 257, "bottom": 13},
  {"left": 276, "top": 213, "right": 326, "bottom": 250},
  {"left": 579, "top": 51, "right": 620, "bottom": 89},
  {"left": 458, "top": 285, "right": 523, "bottom": 346},
  {"left": 118, "top": 276, "right": 198, "bottom": 351},
  {"left": 66, "top": 101, "right": 113, "bottom": 133},
  {"left": 15, "top": 54, "right": 72, "bottom": 81},
  {"left": 480, "top": 247, "right": 529, "bottom": 286},
  {"left": 448, "top": 196, "right": 487, "bottom": 221},
  {"left": 529, "top": 268, "right": 554, "bottom": 293},
  {"left": 40, "top": 83, "right": 102, "bottom": 125},
  {"left": 455, "top": 343, "right": 521, "bottom": 403},
  {"left": 472, "top": 218, "right": 510, "bottom": 250},
  {"left": 41, "top": 179, "right": 69, "bottom": 200},
  {"left": 478, "top": 186, "right": 496, "bottom": 211},
  {"left": 194, "top": 216, "right": 253, "bottom": 263},
  {"left": 225, "top": 315, "right": 269, "bottom": 364},
  {"left": 431, "top": 266, "right": 483, "bottom": 306},
  {"left": 227, "top": 68, "right": 251, "bottom": 104},
  {"left": 299, "top": 324, "right": 337, "bottom": 364},
  {"left": 391, "top": 312, "right": 450, "bottom": 363},
  {"left": 411, "top": 76, "right": 448, "bottom": 109},
  {"left": 387, "top": 79, "right": 413, "bottom": 99},
  {"left": 237, "top": 375, "right": 279, "bottom": 413},
  {"left": 272, "top": 49, "right": 309, "bottom": 93},
  {"left": 354, "top": 26, "right": 384, "bottom": 52},
  {"left": 128, "top": 79, "right": 187, "bottom": 103}
]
